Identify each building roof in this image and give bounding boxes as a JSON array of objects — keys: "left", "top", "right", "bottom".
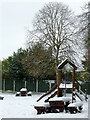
[{"left": 57, "top": 59, "right": 77, "bottom": 70}]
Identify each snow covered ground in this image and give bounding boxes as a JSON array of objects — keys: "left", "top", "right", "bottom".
[{"left": 0, "top": 92, "right": 88, "bottom": 119}]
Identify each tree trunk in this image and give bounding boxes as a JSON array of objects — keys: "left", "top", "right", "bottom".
[
  {"left": 72, "top": 67, "right": 75, "bottom": 103},
  {"left": 49, "top": 80, "right": 52, "bottom": 90},
  {"left": 57, "top": 70, "right": 62, "bottom": 97},
  {"left": 56, "top": 47, "right": 59, "bottom": 67}
]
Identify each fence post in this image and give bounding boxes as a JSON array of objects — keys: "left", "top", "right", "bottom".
[
  {"left": 36, "top": 79, "right": 38, "bottom": 92},
  {"left": 25, "top": 80, "right": 27, "bottom": 88},
  {"left": 3, "top": 79, "right": 5, "bottom": 91},
  {"left": 13, "top": 80, "right": 15, "bottom": 92}
]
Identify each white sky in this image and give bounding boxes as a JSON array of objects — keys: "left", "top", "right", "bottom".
[{"left": 0, "top": 0, "right": 89, "bottom": 60}]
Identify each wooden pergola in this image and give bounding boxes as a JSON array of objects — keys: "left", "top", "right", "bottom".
[{"left": 57, "top": 59, "right": 77, "bottom": 103}]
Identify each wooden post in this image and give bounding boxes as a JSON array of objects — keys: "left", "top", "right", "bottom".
[
  {"left": 72, "top": 67, "right": 75, "bottom": 103},
  {"left": 49, "top": 80, "right": 52, "bottom": 90},
  {"left": 57, "top": 69, "right": 62, "bottom": 97}
]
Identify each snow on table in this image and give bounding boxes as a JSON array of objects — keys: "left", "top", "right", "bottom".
[
  {"left": 49, "top": 97, "right": 71, "bottom": 102},
  {"left": 34, "top": 102, "right": 50, "bottom": 107},
  {"left": 20, "top": 88, "right": 27, "bottom": 91}
]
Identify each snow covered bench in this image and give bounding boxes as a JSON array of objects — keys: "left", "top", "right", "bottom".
[
  {"left": 27, "top": 91, "right": 32, "bottom": 96},
  {"left": 34, "top": 106, "right": 46, "bottom": 114},
  {"left": 68, "top": 102, "right": 83, "bottom": 114},
  {"left": 0, "top": 96, "right": 4, "bottom": 100},
  {"left": 34, "top": 103, "right": 50, "bottom": 114},
  {"left": 16, "top": 92, "right": 20, "bottom": 96}
]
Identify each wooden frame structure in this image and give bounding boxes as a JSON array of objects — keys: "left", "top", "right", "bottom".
[
  {"left": 37, "top": 58, "right": 88, "bottom": 103},
  {"left": 35, "top": 59, "right": 88, "bottom": 115},
  {"left": 57, "top": 59, "right": 77, "bottom": 103}
]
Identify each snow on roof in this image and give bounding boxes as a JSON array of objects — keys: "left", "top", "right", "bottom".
[
  {"left": 57, "top": 59, "right": 68, "bottom": 69},
  {"left": 57, "top": 59, "right": 77, "bottom": 70},
  {"left": 59, "top": 83, "right": 72, "bottom": 88},
  {"left": 68, "top": 102, "right": 83, "bottom": 107},
  {"left": 20, "top": 88, "right": 27, "bottom": 91},
  {"left": 49, "top": 97, "right": 71, "bottom": 102}
]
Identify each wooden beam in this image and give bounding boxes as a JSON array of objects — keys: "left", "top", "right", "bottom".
[
  {"left": 57, "top": 69, "right": 62, "bottom": 97},
  {"left": 72, "top": 67, "right": 75, "bottom": 103}
]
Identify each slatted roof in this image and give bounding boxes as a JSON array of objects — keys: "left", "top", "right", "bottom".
[{"left": 57, "top": 59, "right": 77, "bottom": 70}]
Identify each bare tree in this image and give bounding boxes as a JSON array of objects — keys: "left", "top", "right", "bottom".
[
  {"left": 27, "top": 2, "right": 83, "bottom": 69},
  {"left": 78, "top": 2, "right": 90, "bottom": 73}
]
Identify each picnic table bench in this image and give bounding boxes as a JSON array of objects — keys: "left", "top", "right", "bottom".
[
  {"left": 34, "top": 97, "right": 83, "bottom": 115},
  {"left": 27, "top": 91, "right": 32, "bottom": 96},
  {"left": 68, "top": 102, "right": 83, "bottom": 114},
  {"left": 16, "top": 92, "right": 20, "bottom": 96},
  {"left": 0, "top": 96, "right": 4, "bottom": 100},
  {"left": 34, "top": 106, "right": 46, "bottom": 114},
  {"left": 34, "top": 103, "right": 50, "bottom": 114}
]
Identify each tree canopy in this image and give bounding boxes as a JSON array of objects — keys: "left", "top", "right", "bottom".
[
  {"left": 27, "top": 2, "right": 84, "bottom": 68},
  {"left": 22, "top": 42, "right": 56, "bottom": 80}
]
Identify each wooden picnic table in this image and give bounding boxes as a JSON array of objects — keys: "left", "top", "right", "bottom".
[
  {"left": 34, "top": 97, "right": 71, "bottom": 114},
  {"left": 34, "top": 103, "right": 50, "bottom": 114},
  {"left": 49, "top": 97, "right": 71, "bottom": 113}
]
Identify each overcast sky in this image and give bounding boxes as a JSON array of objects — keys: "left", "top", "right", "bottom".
[{"left": 0, "top": 0, "right": 89, "bottom": 60}]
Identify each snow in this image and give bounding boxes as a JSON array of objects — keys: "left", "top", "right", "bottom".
[
  {"left": 0, "top": 95, "right": 4, "bottom": 98},
  {"left": 68, "top": 102, "right": 83, "bottom": 107},
  {"left": 27, "top": 91, "right": 32, "bottom": 94},
  {"left": 49, "top": 97, "right": 71, "bottom": 102},
  {"left": 34, "top": 102, "right": 50, "bottom": 107},
  {"left": 57, "top": 58, "right": 68, "bottom": 69},
  {"left": 0, "top": 93, "right": 88, "bottom": 119},
  {"left": 16, "top": 92, "right": 20, "bottom": 94},
  {"left": 20, "top": 88, "right": 27, "bottom": 91},
  {"left": 61, "top": 97, "right": 71, "bottom": 102},
  {"left": 59, "top": 83, "right": 72, "bottom": 88}
]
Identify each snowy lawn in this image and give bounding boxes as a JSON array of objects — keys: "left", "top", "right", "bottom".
[{"left": 0, "top": 93, "right": 88, "bottom": 119}]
